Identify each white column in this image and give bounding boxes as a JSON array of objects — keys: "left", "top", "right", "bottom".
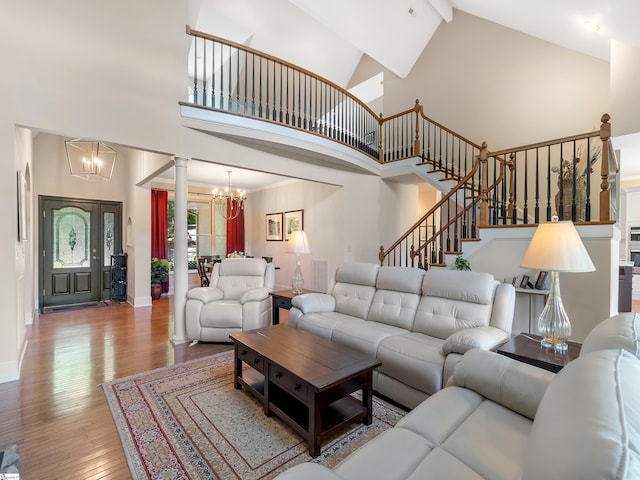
[{"left": 172, "top": 155, "right": 190, "bottom": 344}]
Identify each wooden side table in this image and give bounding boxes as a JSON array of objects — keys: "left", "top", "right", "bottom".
[
  {"left": 496, "top": 334, "right": 581, "bottom": 373},
  {"left": 269, "top": 288, "right": 319, "bottom": 324}
]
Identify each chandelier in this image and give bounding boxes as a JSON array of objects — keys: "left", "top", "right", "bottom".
[
  {"left": 212, "top": 170, "right": 246, "bottom": 220},
  {"left": 65, "top": 139, "right": 117, "bottom": 180}
]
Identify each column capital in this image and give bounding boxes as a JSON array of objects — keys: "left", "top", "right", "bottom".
[{"left": 172, "top": 155, "right": 191, "bottom": 167}]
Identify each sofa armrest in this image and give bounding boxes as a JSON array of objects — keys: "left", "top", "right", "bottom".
[
  {"left": 442, "top": 326, "right": 511, "bottom": 355},
  {"left": 291, "top": 293, "right": 336, "bottom": 314},
  {"left": 240, "top": 288, "right": 271, "bottom": 304},
  {"left": 273, "top": 463, "right": 343, "bottom": 480},
  {"left": 449, "top": 349, "right": 555, "bottom": 420},
  {"left": 186, "top": 287, "right": 224, "bottom": 303}
]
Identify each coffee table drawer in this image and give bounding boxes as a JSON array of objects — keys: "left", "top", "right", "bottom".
[
  {"left": 270, "top": 367, "right": 308, "bottom": 402},
  {"left": 237, "top": 348, "right": 265, "bottom": 374}
]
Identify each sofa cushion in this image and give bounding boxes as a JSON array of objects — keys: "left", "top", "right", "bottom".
[
  {"left": 450, "top": 349, "right": 554, "bottom": 420},
  {"left": 333, "top": 283, "right": 377, "bottom": 320},
  {"left": 375, "top": 266, "right": 425, "bottom": 294},
  {"left": 368, "top": 289, "right": 422, "bottom": 330},
  {"left": 522, "top": 349, "right": 640, "bottom": 480},
  {"left": 296, "top": 311, "right": 364, "bottom": 340},
  {"left": 200, "top": 299, "right": 242, "bottom": 328},
  {"left": 421, "top": 270, "right": 497, "bottom": 305},
  {"left": 410, "top": 270, "right": 497, "bottom": 339},
  {"left": 331, "top": 321, "right": 408, "bottom": 357},
  {"left": 333, "top": 428, "right": 432, "bottom": 480},
  {"left": 581, "top": 312, "right": 640, "bottom": 358},
  {"left": 442, "top": 400, "right": 533, "bottom": 480},
  {"left": 334, "top": 262, "right": 379, "bottom": 287},
  {"left": 377, "top": 333, "right": 446, "bottom": 395},
  {"left": 412, "top": 296, "right": 493, "bottom": 340}
]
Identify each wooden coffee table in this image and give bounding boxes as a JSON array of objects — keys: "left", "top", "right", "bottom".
[{"left": 230, "top": 324, "right": 381, "bottom": 457}]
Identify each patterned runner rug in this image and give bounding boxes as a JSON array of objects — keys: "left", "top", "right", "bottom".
[{"left": 102, "top": 351, "right": 406, "bottom": 479}]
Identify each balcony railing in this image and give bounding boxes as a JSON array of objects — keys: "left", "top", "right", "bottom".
[{"left": 183, "top": 27, "right": 619, "bottom": 269}]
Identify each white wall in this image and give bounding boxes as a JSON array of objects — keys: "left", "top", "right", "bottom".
[
  {"left": 611, "top": 41, "right": 640, "bottom": 137},
  {"left": 353, "top": 10, "right": 610, "bottom": 150},
  {"left": 246, "top": 176, "right": 419, "bottom": 292}
]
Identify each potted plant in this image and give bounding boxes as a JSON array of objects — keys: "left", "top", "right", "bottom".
[
  {"left": 151, "top": 257, "right": 170, "bottom": 300},
  {"left": 454, "top": 255, "right": 471, "bottom": 271}
]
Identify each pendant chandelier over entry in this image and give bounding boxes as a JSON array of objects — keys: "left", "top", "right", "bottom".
[
  {"left": 65, "top": 139, "right": 117, "bottom": 180},
  {"left": 212, "top": 170, "right": 246, "bottom": 220}
]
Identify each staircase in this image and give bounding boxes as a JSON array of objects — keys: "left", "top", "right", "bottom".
[{"left": 184, "top": 27, "right": 620, "bottom": 270}]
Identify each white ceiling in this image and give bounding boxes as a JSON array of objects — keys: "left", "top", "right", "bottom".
[{"left": 174, "top": 0, "right": 640, "bottom": 189}]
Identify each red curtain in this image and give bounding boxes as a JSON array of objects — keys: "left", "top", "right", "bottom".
[
  {"left": 226, "top": 199, "right": 245, "bottom": 254},
  {"left": 151, "top": 189, "right": 170, "bottom": 293}
]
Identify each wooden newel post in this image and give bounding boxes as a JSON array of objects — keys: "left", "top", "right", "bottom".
[
  {"left": 599, "top": 113, "right": 611, "bottom": 222},
  {"left": 478, "top": 142, "right": 489, "bottom": 227},
  {"left": 378, "top": 246, "right": 385, "bottom": 265},
  {"left": 413, "top": 99, "right": 421, "bottom": 157}
]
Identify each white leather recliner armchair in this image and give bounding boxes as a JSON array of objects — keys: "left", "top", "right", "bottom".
[{"left": 185, "top": 257, "right": 275, "bottom": 342}]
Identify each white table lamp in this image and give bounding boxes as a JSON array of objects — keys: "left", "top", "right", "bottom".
[
  {"left": 520, "top": 216, "right": 595, "bottom": 352},
  {"left": 285, "top": 230, "right": 311, "bottom": 294}
]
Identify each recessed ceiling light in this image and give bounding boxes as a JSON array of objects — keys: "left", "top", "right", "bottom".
[{"left": 584, "top": 20, "right": 600, "bottom": 32}]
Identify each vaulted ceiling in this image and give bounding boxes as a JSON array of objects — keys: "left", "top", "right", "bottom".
[
  {"left": 193, "top": 0, "right": 640, "bottom": 87},
  {"left": 177, "top": 0, "right": 640, "bottom": 188}
]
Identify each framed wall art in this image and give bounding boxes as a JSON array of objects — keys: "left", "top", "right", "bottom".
[
  {"left": 266, "top": 212, "right": 283, "bottom": 241},
  {"left": 284, "top": 209, "right": 303, "bottom": 241}
]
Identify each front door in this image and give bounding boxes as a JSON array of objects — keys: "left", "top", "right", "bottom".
[{"left": 40, "top": 196, "right": 122, "bottom": 308}]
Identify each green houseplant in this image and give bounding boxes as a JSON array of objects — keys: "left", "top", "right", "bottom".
[
  {"left": 454, "top": 255, "right": 471, "bottom": 271},
  {"left": 151, "top": 257, "right": 170, "bottom": 300}
]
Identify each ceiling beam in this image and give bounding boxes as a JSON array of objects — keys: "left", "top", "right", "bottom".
[{"left": 427, "top": 0, "right": 453, "bottom": 22}]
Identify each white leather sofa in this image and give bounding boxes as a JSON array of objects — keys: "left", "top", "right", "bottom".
[
  {"left": 275, "top": 313, "right": 640, "bottom": 480},
  {"left": 185, "top": 257, "right": 275, "bottom": 342},
  {"left": 288, "top": 262, "right": 516, "bottom": 408}
]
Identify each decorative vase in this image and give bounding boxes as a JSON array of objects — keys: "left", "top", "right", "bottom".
[
  {"left": 555, "top": 176, "right": 586, "bottom": 222},
  {"left": 151, "top": 284, "right": 162, "bottom": 300}
]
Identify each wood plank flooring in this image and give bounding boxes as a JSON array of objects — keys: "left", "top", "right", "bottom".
[
  {"left": 0, "top": 276, "right": 638, "bottom": 479},
  {"left": 0, "top": 279, "right": 233, "bottom": 479}
]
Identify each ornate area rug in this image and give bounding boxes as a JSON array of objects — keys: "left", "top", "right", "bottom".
[{"left": 102, "top": 351, "right": 406, "bottom": 479}]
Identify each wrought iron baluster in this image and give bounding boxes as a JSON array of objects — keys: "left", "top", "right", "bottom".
[
  {"left": 202, "top": 40, "right": 207, "bottom": 107},
  {"left": 546, "top": 146, "right": 552, "bottom": 221},
  {"left": 534, "top": 148, "right": 540, "bottom": 224},
  {"left": 523, "top": 150, "right": 529, "bottom": 223},
  {"left": 211, "top": 39, "right": 216, "bottom": 108},
  {"left": 193, "top": 37, "right": 198, "bottom": 105}
]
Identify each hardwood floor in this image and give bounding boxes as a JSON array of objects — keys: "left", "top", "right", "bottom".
[{"left": 0, "top": 289, "right": 231, "bottom": 479}]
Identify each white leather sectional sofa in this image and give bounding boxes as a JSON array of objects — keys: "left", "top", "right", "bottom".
[
  {"left": 288, "top": 262, "right": 516, "bottom": 408},
  {"left": 276, "top": 313, "right": 640, "bottom": 480}
]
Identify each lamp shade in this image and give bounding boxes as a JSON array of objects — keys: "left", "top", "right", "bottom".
[
  {"left": 285, "top": 230, "right": 311, "bottom": 254},
  {"left": 520, "top": 218, "right": 595, "bottom": 272}
]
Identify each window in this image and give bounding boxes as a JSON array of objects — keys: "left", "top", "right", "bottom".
[{"left": 167, "top": 198, "right": 226, "bottom": 266}]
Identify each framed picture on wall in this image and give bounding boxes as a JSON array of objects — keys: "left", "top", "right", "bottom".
[
  {"left": 284, "top": 209, "right": 303, "bottom": 241},
  {"left": 266, "top": 212, "right": 283, "bottom": 241}
]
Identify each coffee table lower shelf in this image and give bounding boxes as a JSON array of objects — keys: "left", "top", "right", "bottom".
[
  {"left": 235, "top": 367, "right": 369, "bottom": 457},
  {"left": 231, "top": 325, "right": 380, "bottom": 457}
]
